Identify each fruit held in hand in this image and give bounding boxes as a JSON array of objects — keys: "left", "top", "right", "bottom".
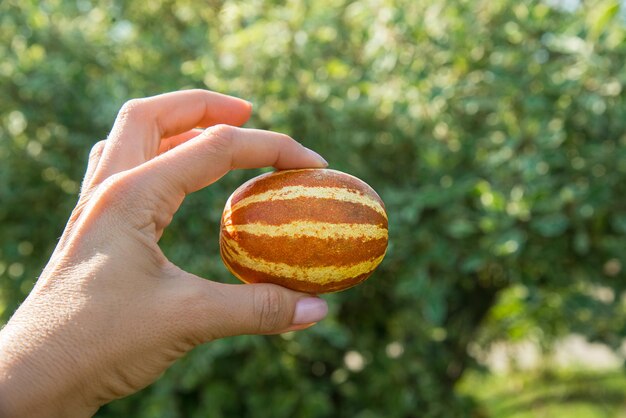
[{"left": 219, "top": 168, "right": 388, "bottom": 293}]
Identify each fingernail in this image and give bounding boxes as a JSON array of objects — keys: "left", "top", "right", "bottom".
[
  {"left": 305, "top": 147, "right": 328, "bottom": 167},
  {"left": 292, "top": 297, "right": 328, "bottom": 325}
]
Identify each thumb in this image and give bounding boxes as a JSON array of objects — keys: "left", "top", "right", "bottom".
[{"left": 176, "top": 273, "right": 329, "bottom": 341}]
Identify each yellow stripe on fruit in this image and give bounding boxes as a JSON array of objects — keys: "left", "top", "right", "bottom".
[
  {"left": 224, "top": 222, "right": 388, "bottom": 241},
  {"left": 230, "top": 186, "right": 387, "bottom": 219},
  {"left": 221, "top": 238, "right": 385, "bottom": 285}
]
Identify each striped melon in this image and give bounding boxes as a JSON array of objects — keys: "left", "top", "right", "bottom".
[{"left": 219, "top": 168, "right": 388, "bottom": 293}]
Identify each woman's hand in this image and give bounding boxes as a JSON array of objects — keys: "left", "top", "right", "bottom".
[{"left": 0, "top": 90, "right": 329, "bottom": 418}]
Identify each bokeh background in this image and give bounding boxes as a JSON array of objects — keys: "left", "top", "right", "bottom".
[{"left": 2, "top": 0, "right": 626, "bottom": 416}]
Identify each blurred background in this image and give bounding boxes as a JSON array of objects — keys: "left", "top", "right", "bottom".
[{"left": 1, "top": 0, "right": 626, "bottom": 416}]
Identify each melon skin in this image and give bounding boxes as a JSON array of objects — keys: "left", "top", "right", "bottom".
[{"left": 219, "top": 168, "right": 388, "bottom": 294}]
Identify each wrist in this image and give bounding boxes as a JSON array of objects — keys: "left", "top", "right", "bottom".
[{"left": 0, "top": 322, "right": 98, "bottom": 418}]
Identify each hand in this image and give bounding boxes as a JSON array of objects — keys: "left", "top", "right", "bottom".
[{"left": 0, "top": 90, "right": 329, "bottom": 418}]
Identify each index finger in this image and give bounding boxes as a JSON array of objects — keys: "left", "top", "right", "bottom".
[{"left": 136, "top": 124, "right": 328, "bottom": 196}]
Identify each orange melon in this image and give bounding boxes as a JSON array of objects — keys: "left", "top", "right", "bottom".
[{"left": 219, "top": 168, "right": 388, "bottom": 293}]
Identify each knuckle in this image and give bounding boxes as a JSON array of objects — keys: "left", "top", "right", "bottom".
[
  {"left": 276, "top": 132, "right": 293, "bottom": 143},
  {"left": 96, "top": 173, "right": 138, "bottom": 208},
  {"left": 253, "top": 286, "right": 285, "bottom": 333},
  {"left": 203, "top": 124, "right": 239, "bottom": 167},
  {"left": 117, "top": 98, "right": 148, "bottom": 122},
  {"left": 206, "top": 124, "right": 236, "bottom": 149},
  {"left": 88, "top": 140, "right": 106, "bottom": 160}
]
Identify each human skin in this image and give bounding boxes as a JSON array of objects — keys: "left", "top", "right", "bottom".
[{"left": 0, "top": 90, "right": 329, "bottom": 417}]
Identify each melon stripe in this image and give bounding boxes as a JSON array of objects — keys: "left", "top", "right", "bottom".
[
  {"left": 232, "top": 169, "right": 385, "bottom": 208},
  {"left": 226, "top": 197, "right": 388, "bottom": 227},
  {"left": 229, "top": 186, "right": 387, "bottom": 219},
  {"left": 222, "top": 245, "right": 383, "bottom": 286},
  {"left": 221, "top": 238, "right": 385, "bottom": 285},
  {"left": 222, "top": 233, "right": 388, "bottom": 266},
  {"left": 223, "top": 222, "right": 387, "bottom": 240},
  {"left": 222, "top": 260, "right": 373, "bottom": 293}
]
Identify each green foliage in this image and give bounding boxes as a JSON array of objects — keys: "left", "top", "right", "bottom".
[
  {"left": 459, "top": 368, "right": 626, "bottom": 417},
  {"left": 1, "top": 0, "right": 626, "bottom": 416}
]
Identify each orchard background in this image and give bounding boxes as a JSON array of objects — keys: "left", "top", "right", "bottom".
[{"left": 1, "top": 0, "right": 626, "bottom": 416}]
